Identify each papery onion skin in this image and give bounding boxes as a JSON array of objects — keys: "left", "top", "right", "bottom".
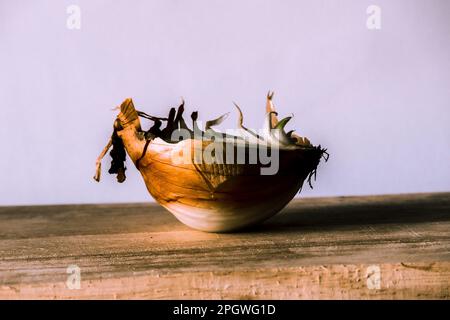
[{"left": 96, "top": 96, "right": 327, "bottom": 232}]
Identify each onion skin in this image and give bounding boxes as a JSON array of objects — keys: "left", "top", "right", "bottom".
[{"left": 108, "top": 98, "right": 326, "bottom": 232}]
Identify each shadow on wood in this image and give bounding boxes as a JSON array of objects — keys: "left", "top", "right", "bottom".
[{"left": 253, "top": 192, "right": 450, "bottom": 233}]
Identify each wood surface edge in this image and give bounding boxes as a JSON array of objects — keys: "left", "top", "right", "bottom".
[{"left": 1, "top": 262, "right": 449, "bottom": 300}]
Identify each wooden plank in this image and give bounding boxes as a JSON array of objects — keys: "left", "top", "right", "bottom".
[{"left": 0, "top": 193, "right": 449, "bottom": 299}]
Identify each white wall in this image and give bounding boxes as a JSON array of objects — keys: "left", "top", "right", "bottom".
[{"left": 0, "top": 0, "right": 449, "bottom": 205}]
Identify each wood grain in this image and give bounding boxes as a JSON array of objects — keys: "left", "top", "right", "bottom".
[{"left": 0, "top": 192, "right": 449, "bottom": 299}]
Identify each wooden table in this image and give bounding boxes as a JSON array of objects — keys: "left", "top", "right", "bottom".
[{"left": 0, "top": 193, "right": 449, "bottom": 299}]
